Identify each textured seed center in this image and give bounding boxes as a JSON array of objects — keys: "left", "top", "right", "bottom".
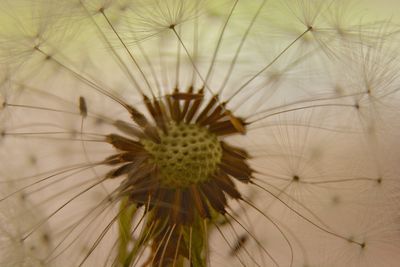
[{"left": 142, "top": 122, "right": 222, "bottom": 188}]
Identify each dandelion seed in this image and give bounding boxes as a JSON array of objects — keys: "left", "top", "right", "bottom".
[{"left": 1, "top": 0, "right": 400, "bottom": 267}]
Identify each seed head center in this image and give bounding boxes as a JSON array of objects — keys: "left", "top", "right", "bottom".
[{"left": 141, "top": 122, "right": 222, "bottom": 188}]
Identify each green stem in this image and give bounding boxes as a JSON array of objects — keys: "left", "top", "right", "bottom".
[{"left": 117, "top": 197, "right": 137, "bottom": 266}]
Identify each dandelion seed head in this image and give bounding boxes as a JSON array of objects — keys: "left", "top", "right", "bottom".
[{"left": 1, "top": 0, "right": 400, "bottom": 266}]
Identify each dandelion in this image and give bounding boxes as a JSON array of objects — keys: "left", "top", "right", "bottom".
[{"left": 0, "top": 0, "right": 400, "bottom": 266}]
